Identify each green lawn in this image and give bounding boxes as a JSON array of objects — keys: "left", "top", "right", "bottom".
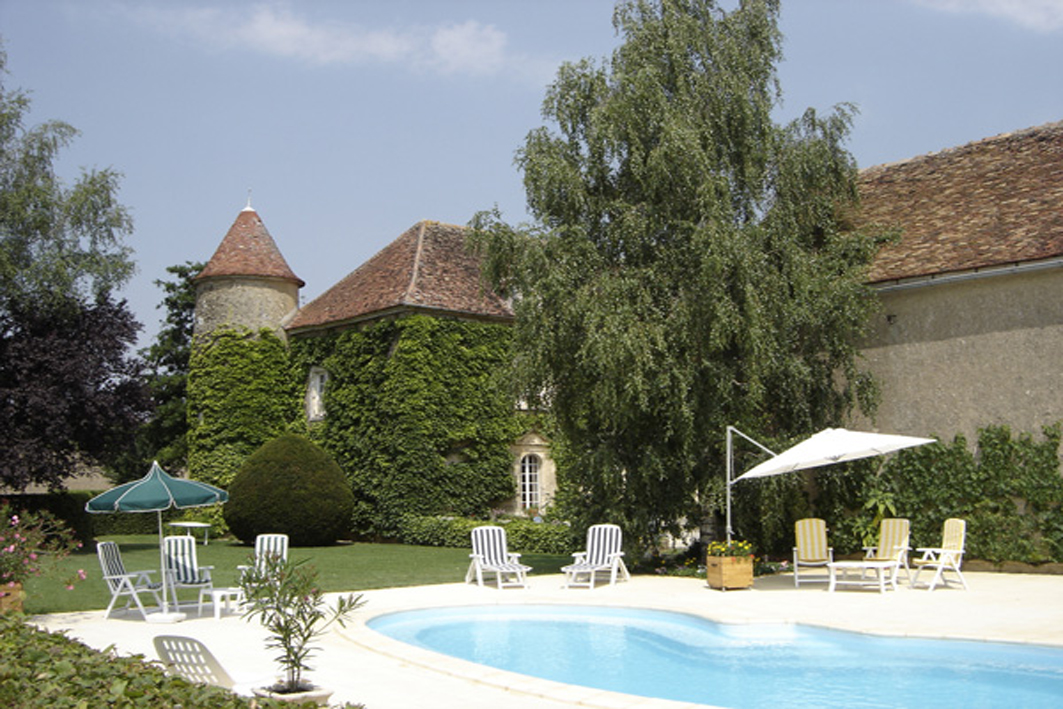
[{"left": 23, "top": 536, "right": 570, "bottom": 615}]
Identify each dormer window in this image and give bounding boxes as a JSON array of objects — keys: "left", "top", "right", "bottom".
[{"left": 306, "top": 367, "right": 329, "bottom": 421}]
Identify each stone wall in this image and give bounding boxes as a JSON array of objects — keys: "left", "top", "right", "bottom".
[
  {"left": 194, "top": 275, "right": 299, "bottom": 339},
  {"left": 854, "top": 267, "right": 1063, "bottom": 441}
]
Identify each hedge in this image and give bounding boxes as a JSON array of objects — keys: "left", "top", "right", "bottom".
[{"left": 398, "top": 515, "right": 575, "bottom": 555}]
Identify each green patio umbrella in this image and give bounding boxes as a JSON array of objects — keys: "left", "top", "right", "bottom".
[{"left": 86, "top": 461, "right": 228, "bottom": 622}]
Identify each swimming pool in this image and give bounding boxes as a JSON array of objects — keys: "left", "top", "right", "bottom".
[{"left": 368, "top": 605, "right": 1063, "bottom": 708}]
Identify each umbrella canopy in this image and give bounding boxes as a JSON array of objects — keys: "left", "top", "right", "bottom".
[
  {"left": 86, "top": 461, "right": 228, "bottom": 621},
  {"left": 86, "top": 461, "right": 228, "bottom": 513},
  {"left": 734, "top": 428, "right": 936, "bottom": 482}
]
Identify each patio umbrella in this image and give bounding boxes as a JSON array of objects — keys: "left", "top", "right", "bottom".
[
  {"left": 734, "top": 428, "right": 936, "bottom": 482},
  {"left": 725, "top": 427, "right": 934, "bottom": 541},
  {"left": 86, "top": 461, "right": 228, "bottom": 622}
]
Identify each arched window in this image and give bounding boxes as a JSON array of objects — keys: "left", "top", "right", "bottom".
[
  {"left": 306, "top": 367, "right": 329, "bottom": 421},
  {"left": 520, "top": 454, "right": 541, "bottom": 510}
]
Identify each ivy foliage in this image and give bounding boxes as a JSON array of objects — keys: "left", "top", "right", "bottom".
[
  {"left": 0, "top": 613, "right": 290, "bottom": 708},
  {"left": 187, "top": 328, "right": 300, "bottom": 494},
  {"left": 290, "top": 315, "right": 521, "bottom": 538},
  {"left": 729, "top": 424, "right": 1063, "bottom": 564}
]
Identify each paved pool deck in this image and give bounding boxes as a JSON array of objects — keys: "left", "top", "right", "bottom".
[{"left": 31, "top": 570, "right": 1063, "bottom": 708}]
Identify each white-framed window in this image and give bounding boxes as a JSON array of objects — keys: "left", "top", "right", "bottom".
[
  {"left": 306, "top": 367, "right": 329, "bottom": 421},
  {"left": 520, "top": 454, "right": 541, "bottom": 510}
]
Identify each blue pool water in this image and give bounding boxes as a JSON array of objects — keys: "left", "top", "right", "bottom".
[{"left": 368, "top": 605, "right": 1063, "bottom": 708}]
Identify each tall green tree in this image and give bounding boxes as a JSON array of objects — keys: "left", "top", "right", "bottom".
[
  {"left": 112, "top": 261, "right": 203, "bottom": 481},
  {"left": 0, "top": 48, "right": 133, "bottom": 309},
  {"left": 0, "top": 45, "right": 146, "bottom": 489},
  {"left": 470, "top": 0, "right": 883, "bottom": 547}
]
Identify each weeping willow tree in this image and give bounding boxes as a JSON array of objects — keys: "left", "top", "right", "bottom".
[{"left": 470, "top": 0, "right": 884, "bottom": 549}]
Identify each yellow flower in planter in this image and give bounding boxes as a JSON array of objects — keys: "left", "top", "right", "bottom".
[
  {"left": 705, "top": 539, "right": 754, "bottom": 590},
  {"left": 705, "top": 539, "right": 753, "bottom": 557}
]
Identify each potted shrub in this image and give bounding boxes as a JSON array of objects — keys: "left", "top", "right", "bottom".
[
  {"left": 705, "top": 539, "right": 754, "bottom": 590},
  {"left": 1, "top": 501, "right": 84, "bottom": 613},
  {"left": 238, "top": 554, "right": 365, "bottom": 704}
]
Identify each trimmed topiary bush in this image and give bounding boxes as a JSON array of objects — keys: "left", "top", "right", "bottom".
[{"left": 224, "top": 434, "right": 353, "bottom": 546}]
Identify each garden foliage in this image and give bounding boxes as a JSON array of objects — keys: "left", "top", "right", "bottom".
[
  {"left": 290, "top": 315, "right": 522, "bottom": 538},
  {"left": 224, "top": 434, "right": 353, "bottom": 547},
  {"left": 399, "top": 514, "right": 574, "bottom": 555},
  {"left": 0, "top": 49, "right": 147, "bottom": 490},
  {"left": 469, "top": 0, "right": 882, "bottom": 549},
  {"left": 0, "top": 613, "right": 268, "bottom": 708},
  {"left": 730, "top": 424, "right": 1063, "bottom": 564}
]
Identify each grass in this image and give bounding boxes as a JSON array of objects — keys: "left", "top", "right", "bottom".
[{"left": 22, "top": 535, "right": 571, "bottom": 615}]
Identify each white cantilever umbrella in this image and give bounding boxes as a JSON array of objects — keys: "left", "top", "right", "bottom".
[
  {"left": 725, "top": 427, "right": 935, "bottom": 541},
  {"left": 735, "top": 428, "right": 936, "bottom": 482}
]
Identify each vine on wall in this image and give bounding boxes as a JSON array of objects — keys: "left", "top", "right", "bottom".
[
  {"left": 290, "top": 315, "right": 522, "bottom": 538},
  {"left": 186, "top": 328, "right": 300, "bottom": 495},
  {"left": 733, "top": 424, "right": 1063, "bottom": 564}
]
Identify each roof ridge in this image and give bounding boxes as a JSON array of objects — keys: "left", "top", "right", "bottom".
[
  {"left": 860, "top": 119, "right": 1063, "bottom": 175},
  {"left": 403, "top": 221, "right": 428, "bottom": 304}
]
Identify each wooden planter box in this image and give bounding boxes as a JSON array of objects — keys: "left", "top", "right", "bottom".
[{"left": 706, "top": 556, "right": 753, "bottom": 590}]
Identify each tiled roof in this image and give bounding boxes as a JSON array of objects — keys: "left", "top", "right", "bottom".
[
  {"left": 196, "top": 207, "right": 305, "bottom": 286},
  {"left": 859, "top": 120, "right": 1063, "bottom": 284},
  {"left": 286, "top": 220, "right": 513, "bottom": 333}
]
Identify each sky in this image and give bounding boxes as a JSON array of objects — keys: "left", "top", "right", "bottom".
[{"left": 2, "top": 0, "right": 1062, "bottom": 346}]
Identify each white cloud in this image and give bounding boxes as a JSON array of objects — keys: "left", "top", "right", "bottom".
[
  {"left": 121, "top": 1, "right": 519, "bottom": 77},
  {"left": 912, "top": 0, "right": 1063, "bottom": 33},
  {"left": 428, "top": 21, "right": 508, "bottom": 76}
]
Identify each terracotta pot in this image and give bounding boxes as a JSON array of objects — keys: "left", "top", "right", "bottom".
[
  {"left": 0, "top": 583, "right": 24, "bottom": 613},
  {"left": 252, "top": 684, "right": 333, "bottom": 706},
  {"left": 706, "top": 556, "right": 753, "bottom": 590}
]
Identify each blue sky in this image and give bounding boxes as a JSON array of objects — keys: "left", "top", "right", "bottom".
[{"left": 2, "top": 0, "right": 1062, "bottom": 345}]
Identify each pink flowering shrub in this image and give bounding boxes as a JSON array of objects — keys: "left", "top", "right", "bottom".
[{"left": 0, "top": 500, "right": 84, "bottom": 599}]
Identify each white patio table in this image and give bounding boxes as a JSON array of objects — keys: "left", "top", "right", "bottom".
[
  {"left": 827, "top": 559, "right": 899, "bottom": 593},
  {"left": 168, "top": 521, "right": 212, "bottom": 545}
]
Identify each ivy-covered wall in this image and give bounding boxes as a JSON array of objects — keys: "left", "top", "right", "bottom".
[
  {"left": 290, "top": 315, "right": 523, "bottom": 538},
  {"left": 186, "top": 328, "right": 300, "bottom": 492}
]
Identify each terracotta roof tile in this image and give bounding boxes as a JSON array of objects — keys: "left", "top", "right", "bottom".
[
  {"left": 859, "top": 120, "right": 1063, "bottom": 283},
  {"left": 286, "top": 221, "right": 512, "bottom": 333},
  {"left": 196, "top": 208, "right": 304, "bottom": 286}
]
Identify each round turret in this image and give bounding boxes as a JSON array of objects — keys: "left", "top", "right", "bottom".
[{"left": 194, "top": 205, "right": 304, "bottom": 339}]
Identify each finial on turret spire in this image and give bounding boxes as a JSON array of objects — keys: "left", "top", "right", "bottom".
[{"left": 243, "top": 189, "right": 254, "bottom": 212}]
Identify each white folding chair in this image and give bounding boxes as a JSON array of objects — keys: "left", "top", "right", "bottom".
[
  {"left": 911, "top": 518, "right": 969, "bottom": 591},
  {"left": 465, "top": 525, "right": 531, "bottom": 589},
  {"left": 162, "top": 535, "right": 214, "bottom": 612},
  {"left": 154, "top": 635, "right": 236, "bottom": 690},
  {"left": 562, "top": 523, "right": 631, "bottom": 589},
  {"left": 793, "top": 518, "right": 833, "bottom": 587},
  {"left": 96, "top": 541, "right": 163, "bottom": 620}
]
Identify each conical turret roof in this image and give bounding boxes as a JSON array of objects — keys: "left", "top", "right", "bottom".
[{"left": 196, "top": 206, "right": 304, "bottom": 287}]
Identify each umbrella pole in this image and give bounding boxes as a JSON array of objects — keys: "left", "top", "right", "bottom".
[
  {"left": 724, "top": 426, "right": 776, "bottom": 544},
  {"left": 726, "top": 428, "right": 734, "bottom": 543},
  {"left": 157, "top": 511, "right": 169, "bottom": 614}
]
